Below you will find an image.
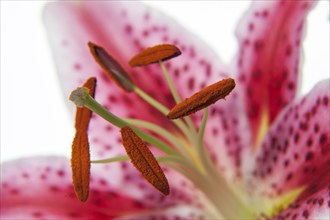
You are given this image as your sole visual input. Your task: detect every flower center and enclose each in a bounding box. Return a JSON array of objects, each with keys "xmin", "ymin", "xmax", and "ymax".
[{"xmin": 69, "ymin": 43, "xmax": 253, "ymax": 219}]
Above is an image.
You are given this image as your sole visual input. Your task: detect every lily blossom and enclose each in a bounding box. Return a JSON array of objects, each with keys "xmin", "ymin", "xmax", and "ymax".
[{"xmin": 1, "ymin": 1, "xmax": 329, "ymax": 219}]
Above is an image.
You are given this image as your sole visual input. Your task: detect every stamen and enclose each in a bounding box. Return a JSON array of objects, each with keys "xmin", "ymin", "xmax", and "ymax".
[
  {"xmin": 70, "ymin": 77, "xmax": 96, "ymax": 202},
  {"xmin": 129, "ymin": 44, "xmax": 181, "ymax": 67},
  {"xmin": 120, "ymin": 126, "xmax": 170, "ymax": 195},
  {"xmin": 87, "ymin": 42, "xmax": 192, "ymax": 139},
  {"xmin": 167, "ymin": 78, "xmax": 236, "ymax": 119},
  {"xmin": 88, "ymin": 42, "xmax": 134, "ymax": 92},
  {"xmin": 71, "ymin": 130, "xmax": 90, "ymax": 202}
]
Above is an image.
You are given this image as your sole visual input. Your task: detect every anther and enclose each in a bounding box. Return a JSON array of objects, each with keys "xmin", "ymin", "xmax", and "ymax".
[
  {"xmin": 129, "ymin": 44, "xmax": 181, "ymax": 67},
  {"xmin": 71, "ymin": 77, "xmax": 96, "ymax": 202},
  {"xmin": 71, "ymin": 130, "xmax": 90, "ymax": 202},
  {"xmin": 120, "ymin": 126, "xmax": 170, "ymax": 195},
  {"xmin": 88, "ymin": 42, "xmax": 134, "ymax": 92},
  {"xmin": 167, "ymin": 78, "xmax": 236, "ymax": 119}
]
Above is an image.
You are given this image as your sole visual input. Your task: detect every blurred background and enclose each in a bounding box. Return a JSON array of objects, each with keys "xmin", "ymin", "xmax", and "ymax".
[{"xmin": 1, "ymin": 1, "xmax": 329, "ymax": 162}]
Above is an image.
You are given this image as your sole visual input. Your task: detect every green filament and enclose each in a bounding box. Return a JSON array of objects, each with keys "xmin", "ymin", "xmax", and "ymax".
[
  {"xmin": 91, "ymin": 155, "xmax": 129, "ymax": 164},
  {"xmin": 159, "ymin": 60, "xmax": 197, "ymax": 135}
]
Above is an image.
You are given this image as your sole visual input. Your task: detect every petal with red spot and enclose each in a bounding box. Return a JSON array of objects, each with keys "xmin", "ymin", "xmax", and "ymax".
[
  {"xmin": 0, "ymin": 157, "xmax": 149, "ymax": 219},
  {"xmin": 250, "ymin": 80, "xmax": 329, "ymax": 202},
  {"xmin": 234, "ymin": 0, "xmax": 316, "ymax": 145},
  {"xmin": 272, "ymin": 184, "xmax": 330, "ymax": 220}
]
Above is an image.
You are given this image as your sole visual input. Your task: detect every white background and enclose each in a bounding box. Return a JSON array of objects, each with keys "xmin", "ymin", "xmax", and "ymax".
[{"xmin": 1, "ymin": 1, "xmax": 329, "ymax": 163}]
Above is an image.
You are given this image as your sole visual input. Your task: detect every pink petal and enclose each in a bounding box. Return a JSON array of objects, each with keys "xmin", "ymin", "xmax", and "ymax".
[
  {"xmin": 0, "ymin": 157, "xmax": 147, "ymax": 219},
  {"xmin": 1, "ymin": 157, "xmax": 208, "ymax": 219},
  {"xmin": 202, "ymin": 89, "xmax": 252, "ymax": 179},
  {"xmin": 272, "ymin": 184, "xmax": 329, "ymax": 220},
  {"xmin": 234, "ymin": 0, "xmax": 316, "ymax": 145},
  {"xmin": 250, "ymin": 80, "xmax": 329, "ymax": 200}
]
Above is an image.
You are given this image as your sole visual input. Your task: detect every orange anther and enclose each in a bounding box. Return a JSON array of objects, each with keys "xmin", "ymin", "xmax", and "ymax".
[
  {"xmin": 71, "ymin": 130, "xmax": 90, "ymax": 202},
  {"xmin": 88, "ymin": 42, "xmax": 133, "ymax": 92},
  {"xmin": 167, "ymin": 78, "xmax": 236, "ymax": 119},
  {"xmin": 129, "ymin": 44, "xmax": 181, "ymax": 67},
  {"xmin": 120, "ymin": 126, "xmax": 170, "ymax": 195}
]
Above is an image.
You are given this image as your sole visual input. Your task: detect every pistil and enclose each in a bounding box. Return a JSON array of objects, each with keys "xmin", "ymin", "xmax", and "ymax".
[{"xmin": 70, "ymin": 77, "xmax": 96, "ymax": 202}]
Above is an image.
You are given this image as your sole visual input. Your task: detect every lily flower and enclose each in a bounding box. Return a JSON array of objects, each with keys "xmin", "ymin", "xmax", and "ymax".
[{"xmin": 1, "ymin": 1, "xmax": 329, "ymax": 219}]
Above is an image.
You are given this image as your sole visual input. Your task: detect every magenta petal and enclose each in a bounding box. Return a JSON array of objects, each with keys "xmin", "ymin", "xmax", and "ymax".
[
  {"xmin": 272, "ymin": 184, "xmax": 329, "ymax": 220},
  {"xmin": 251, "ymin": 80, "xmax": 329, "ymax": 198},
  {"xmin": 234, "ymin": 0, "xmax": 316, "ymax": 145},
  {"xmin": 202, "ymin": 88, "xmax": 252, "ymax": 179},
  {"xmin": 0, "ymin": 157, "xmax": 150, "ymax": 219}
]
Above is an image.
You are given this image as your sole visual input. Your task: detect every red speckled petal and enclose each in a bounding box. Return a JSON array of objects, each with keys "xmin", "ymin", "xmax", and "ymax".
[
  {"xmin": 272, "ymin": 184, "xmax": 330, "ymax": 220},
  {"xmin": 0, "ymin": 157, "xmax": 148, "ymax": 219},
  {"xmin": 201, "ymin": 87, "xmax": 252, "ymax": 180},
  {"xmin": 1, "ymin": 157, "xmax": 210, "ymax": 219},
  {"xmin": 249, "ymin": 80, "xmax": 330, "ymax": 203},
  {"xmin": 234, "ymin": 0, "xmax": 316, "ymax": 146}
]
